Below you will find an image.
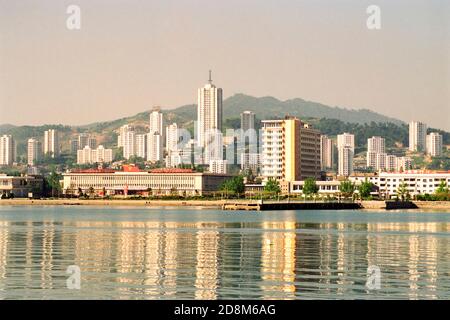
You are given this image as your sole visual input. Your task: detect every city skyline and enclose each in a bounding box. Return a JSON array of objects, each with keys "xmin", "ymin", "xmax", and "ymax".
[{"xmin": 0, "ymin": 0, "xmax": 449, "ymax": 130}]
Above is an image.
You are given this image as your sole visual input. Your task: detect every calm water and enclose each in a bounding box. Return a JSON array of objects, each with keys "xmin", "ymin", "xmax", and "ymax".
[{"xmin": 0, "ymin": 206, "xmax": 449, "ymax": 300}]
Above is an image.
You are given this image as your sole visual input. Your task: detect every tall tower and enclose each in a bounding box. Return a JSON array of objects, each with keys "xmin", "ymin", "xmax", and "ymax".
[
  {"xmin": 409, "ymin": 121, "xmax": 427, "ymax": 152},
  {"xmin": 197, "ymin": 71, "xmax": 223, "ymax": 148},
  {"xmin": 0, "ymin": 135, "xmax": 16, "ymax": 166},
  {"xmin": 44, "ymin": 129, "xmax": 59, "ymax": 158},
  {"xmin": 240, "ymin": 111, "xmax": 255, "ymax": 132},
  {"xmin": 27, "ymin": 138, "xmax": 42, "ymax": 166}
]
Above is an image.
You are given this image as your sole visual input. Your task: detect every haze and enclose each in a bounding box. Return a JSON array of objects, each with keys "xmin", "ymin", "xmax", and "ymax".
[{"xmin": 0, "ymin": 0, "xmax": 449, "ymax": 130}]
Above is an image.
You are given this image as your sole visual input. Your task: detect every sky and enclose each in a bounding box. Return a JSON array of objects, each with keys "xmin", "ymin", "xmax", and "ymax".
[{"xmin": 0, "ymin": 0, "xmax": 449, "ymax": 130}]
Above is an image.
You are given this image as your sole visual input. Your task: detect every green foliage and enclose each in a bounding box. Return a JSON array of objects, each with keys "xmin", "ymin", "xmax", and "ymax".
[
  {"xmin": 359, "ymin": 179, "xmax": 374, "ymax": 199},
  {"xmin": 339, "ymin": 180, "xmax": 355, "ymax": 197},
  {"xmin": 396, "ymin": 182, "xmax": 410, "ymax": 201},
  {"xmin": 220, "ymin": 176, "xmax": 245, "ymax": 196},
  {"xmin": 435, "ymin": 181, "xmax": 449, "ymax": 194},
  {"xmin": 303, "ymin": 178, "xmax": 319, "ymax": 195},
  {"xmin": 264, "ymin": 178, "xmax": 281, "ymax": 194},
  {"xmin": 44, "ymin": 167, "xmax": 62, "ymax": 197}
]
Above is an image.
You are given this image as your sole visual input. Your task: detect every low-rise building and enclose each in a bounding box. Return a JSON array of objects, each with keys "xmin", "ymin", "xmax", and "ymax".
[
  {"xmin": 62, "ymin": 168, "xmax": 232, "ymax": 196},
  {"xmin": 0, "ymin": 174, "xmax": 44, "ymax": 198}
]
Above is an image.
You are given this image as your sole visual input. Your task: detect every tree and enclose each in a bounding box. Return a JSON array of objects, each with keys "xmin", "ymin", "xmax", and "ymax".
[
  {"xmin": 46, "ymin": 168, "xmax": 62, "ymax": 197},
  {"xmin": 435, "ymin": 181, "xmax": 449, "ymax": 194},
  {"xmin": 303, "ymin": 178, "xmax": 319, "ymax": 195},
  {"xmin": 339, "ymin": 180, "xmax": 355, "ymax": 198},
  {"xmin": 397, "ymin": 182, "xmax": 409, "ymax": 201},
  {"xmin": 264, "ymin": 178, "xmax": 281, "ymax": 194},
  {"xmin": 220, "ymin": 176, "xmax": 245, "ymax": 197},
  {"xmin": 359, "ymin": 179, "xmax": 374, "ymax": 199}
]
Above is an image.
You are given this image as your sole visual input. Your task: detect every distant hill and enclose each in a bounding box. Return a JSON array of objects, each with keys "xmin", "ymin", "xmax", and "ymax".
[{"xmin": 1, "ymin": 93, "xmax": 448, "ymax": 160}]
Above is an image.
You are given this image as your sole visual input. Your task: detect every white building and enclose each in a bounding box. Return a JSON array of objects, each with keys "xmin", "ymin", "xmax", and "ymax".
[
  {"xmin": 397, "ymin": 156, "xmax": 412, "ymax": 172},
  {"xmin": 165, "ymin": 150, "xmax": 182, "ymax": 168},
  {"xmin": 0, "ymin": 135, "xmax": 16, "ymax": 166},
  {"xmin": 337, "ymin": 133, "xmax": 355, "ymax": 152},
  {"xmin": 338, "ymin": 145, "xmax": 353, "ymax": 177},
  {"xmin": 426, "ymin": 132, "xmax": 443, "ymax": 157},
  {"xmin": 409, "ymin": 121, "xmax": 427, "ymax": 152},
  {"xmin": 367, "ymin": 136, "xmax": 385, "ymax": 153},
  {"xmin": 197, "ymin": 71, "xmax": 223, "ymax": 148},
  {"xmin": 123, "ymin": 129, "xmax": 136, "ymax": 160},
  {"xmin": 375, "ymin": 153, "xmax": 387, "ymax": 171},
  {"xmin": 350, "ymin": 171, "xmax": 450, "ymax": 198},
  {"xmin": 386, "ymin": 155, "xmax": 397, "ymax": 172},
  {"xmin": 135, "ymin": 134, "xmax": 147, "ymax": 159},
  {"xmin": 77, "ymin": 145, "xmax": 113, "ymax": 164},
  {"xmin": 147, "ymin": 132, "xmax": 163, "ymax": 162},
  {"xmin": 320, "ymin": 135, "xmax": 334, "ymax": 170},
  {"xmin": 27, "ymin": 138, "xmax": 41, "ymax": 166},
  {"xmin": 209, "ymin": 159, "xmax": 228, "ymax": 174},
  {"xmin": 44, "ymin": 129, "xmax": 59, "ymax": 158},
  {"xmin": 117, "ymin": 125, "xmax": 132, "ymax": 148},
  {"xmin": 149, "ymin": 108, "xmax": 164, "ymax": 135},
  {"xmin": 166, "ymin": 123, "xmax": 179, "ymax": 153}
]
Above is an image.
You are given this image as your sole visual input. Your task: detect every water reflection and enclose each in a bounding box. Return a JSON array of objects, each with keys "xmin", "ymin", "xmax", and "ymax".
[{"xmin": 0, "ymin": 210, "xmax": 449, "ymax": 299}]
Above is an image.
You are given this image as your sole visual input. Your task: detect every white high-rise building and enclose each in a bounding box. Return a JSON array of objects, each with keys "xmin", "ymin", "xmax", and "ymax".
[
  {"xmin": 122, "ymin": 129, "xmax": 136, "ymax": 160},
  {"xmin": 147, "ymin": 133, "xmax": 163, "ymax": 162},
  {"xmin": 409, "ymin": 121, "xmax": 427, "ymax": 152},
  {"xmin": 77, "ymin": 145, "xmax": 112, "ymax": 164},
  {"xmin": 240, "ymin": 153, "xmax": 261, "ymax": 174},
  {"xmin": 320, "ymin": 135, "xmax": 334, "ymax": 170},
  {"xmin": 240, "ymin": 111, "xmax": 255, "ymax": 132},
  {"xmin": 337, "ymin": 133, "xmax": 355, "ymax": 152},
  {"xmin": 386, "ymin": 155, "xmax": 398, "ymax": 172},
  {"xmin": 0, "ymin": 135, "xmax": 16, "ymax": 166},
  {"xmin": 166, "ymin": 123, "xmax": 179, "ymax": 153},
  {"xmin": 338, "ymin": 145, "xmax": 353, "ymax": 177},
  {"xmin": 197, "ymin": 71, "xmax": 223, "ymax": 148},
  {"xmin": 375, "ymin": 153, "xmax": 387, "ymax": 171},
  {"xmin": 117, "ymin": 125, "xmax": 133, "ymax": 148},
  {"xmin": 367, "ymin": 136, "xmax": 385, "ymax": 153},
  {"xmin": 209, "ymin": 159, "xmax": 228, "ymax": 174},
  {"xmin": 426, "ymin": 132, "xmax": 443, "ymax": 157},
  {"xmin": 149, "ymin": 108, "xmax": 164, "ymax": 135},
  {"xmin": 27, "ymin": 138, "xmax": 41, "ymax": 166},
  {"xmin": 44, "ymin": 129, "xmax": 59, "ymax": 158},
  {"xmin": 135, "ymin": 134, "xmax": 147, "ymax": 159}
]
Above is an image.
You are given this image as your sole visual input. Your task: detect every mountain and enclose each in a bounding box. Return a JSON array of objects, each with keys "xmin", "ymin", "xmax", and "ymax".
[{"xmin": 1, "ymin": 94, "xmax": 447, "ymax": 160}]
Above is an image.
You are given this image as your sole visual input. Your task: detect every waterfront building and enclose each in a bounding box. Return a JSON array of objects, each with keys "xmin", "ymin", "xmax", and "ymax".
[
  {"xmin": 289, "ymin": 180, "xmax": 363, "ymax": 196},
  {"xmin": 0, "ymin": 174, "xmax": 43, "ymax": 197},
  {"xmin": 27, "ymin": 138, "xmax": 42, "ymax": 166},
  {"xmin": 320, "ymin": 135, "xmax": 334, "ymax": 170},
  {"xmin": 44, "ymin": 129, "xmax": 59, "ymax": 158},
  {"xmin": 409, "ymin": 121, "xmax": 427, "ymax": 152},
  {"xmin": 62, "ymin": 168, "xmax": 231, "ymax": 196},
  {"xmin": 262, "ymin": 117, "xmax": 321, "ymax": 182},
  {"xmin": 77, "ymin": 145, "xmax": 113, "ymax": 164},
  {"xmin": 350, "ymin": 171, "xmax": 450, "ymax": 198},
  {"xmin": 240, "ymin": 111, "xmax": 255, "ymax": 133},
  {"xmin": 426, "ymin": 132, "xmax": 443, "ymax": 157},
  {"xmin": 0, "ymin": 135, "xmax": 16, "ymax": 166},
  {"xmin": 338, "ymin": 145, "xmax": 353, "ymax": 177},
  {"xmin": 197, "ymin": 71, "xmax": 223, "ymax": 148},
  {"xmin": 135, "ymin": 134, "xmax": 147, "ymax": 159},
  {"xmin": 166, "ymin": 123, "xmax": 179, "ymax": 153}
]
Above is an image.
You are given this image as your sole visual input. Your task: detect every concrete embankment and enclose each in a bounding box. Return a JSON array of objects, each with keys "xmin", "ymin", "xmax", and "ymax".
[{"xmin": 361, "ymin": 200, "xmax": 450, "ymax": 210}]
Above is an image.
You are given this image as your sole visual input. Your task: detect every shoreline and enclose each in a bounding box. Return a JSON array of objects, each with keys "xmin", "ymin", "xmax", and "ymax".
[{"xmin": 0, "ymin": 199, "xmax": 450, "ymax": 210}]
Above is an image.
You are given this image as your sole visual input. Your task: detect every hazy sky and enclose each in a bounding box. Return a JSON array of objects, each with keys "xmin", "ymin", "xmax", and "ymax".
[{"xmin": 0, "ymin": 0, "xmax": 449, "ymax": 130}]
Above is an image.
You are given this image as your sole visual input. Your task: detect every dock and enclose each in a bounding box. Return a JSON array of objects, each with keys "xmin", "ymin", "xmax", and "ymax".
[{"xmin": 222, "ymin": 201, "xmax": 361, "ymax": 211}]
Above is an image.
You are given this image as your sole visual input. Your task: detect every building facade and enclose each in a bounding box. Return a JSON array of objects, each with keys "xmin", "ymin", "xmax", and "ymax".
[
  {"xmin": 0, "ymin": 174, "xmax": 44, "ymax": 198},
  {"xmin": 77, "ymin": 145, "xmax": 113, "ymax": 164},
  {"xmin": 338, "ymin": 145, "xmax": 353, "ymax": 177},
  {"xmin": 197, "ymin": 72, "xmax": 223, "ymax": 148},
  {"xmin": 240, "ymin": 111, "xmax": 256, "ymax": 133},
  {"xmin": 409, "ymin": 121, "xmax": 427, "ymax": 152},
  {"xmin": 44, "ymin": 129, "xmax": 59, "ymax": 158},
  {"xmin": 262, "ymin": 117, "xmax": 321, "ymax": 182},
  {"xmin": 0, "ymin": 135, "xmax": 16, "ymax": 166},
  {"xmin": 27, "ymin": 138, "xmax": 42, "ymax": 166},
  {"xmin": 426, "ymin": 132, "xmax": 443, "ymax": 157},
  {"xmin": 62, "ymin": 169, "xmax": 231, "ymax": 196},
  {"xmin": 320, "ymin": 135, "xmax": 334, "ymax": 170}
]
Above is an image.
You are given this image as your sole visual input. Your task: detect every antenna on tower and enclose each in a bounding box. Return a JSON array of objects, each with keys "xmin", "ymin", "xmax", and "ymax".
[{"xmin": 208, "ymin": 70, "xmax": 212, "ymax": 84}]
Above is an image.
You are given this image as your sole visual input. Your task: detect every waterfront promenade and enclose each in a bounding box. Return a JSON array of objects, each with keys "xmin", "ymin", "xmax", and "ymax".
[{"xmin": 1, "ymin": 199, "xmax": 450, "ymax": 210}]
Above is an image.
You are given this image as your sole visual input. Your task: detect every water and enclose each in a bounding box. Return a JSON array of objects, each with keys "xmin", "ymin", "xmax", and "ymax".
[{"xmin": 0, "ymin": 206, "xmax": 449, "ymax": 300}]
